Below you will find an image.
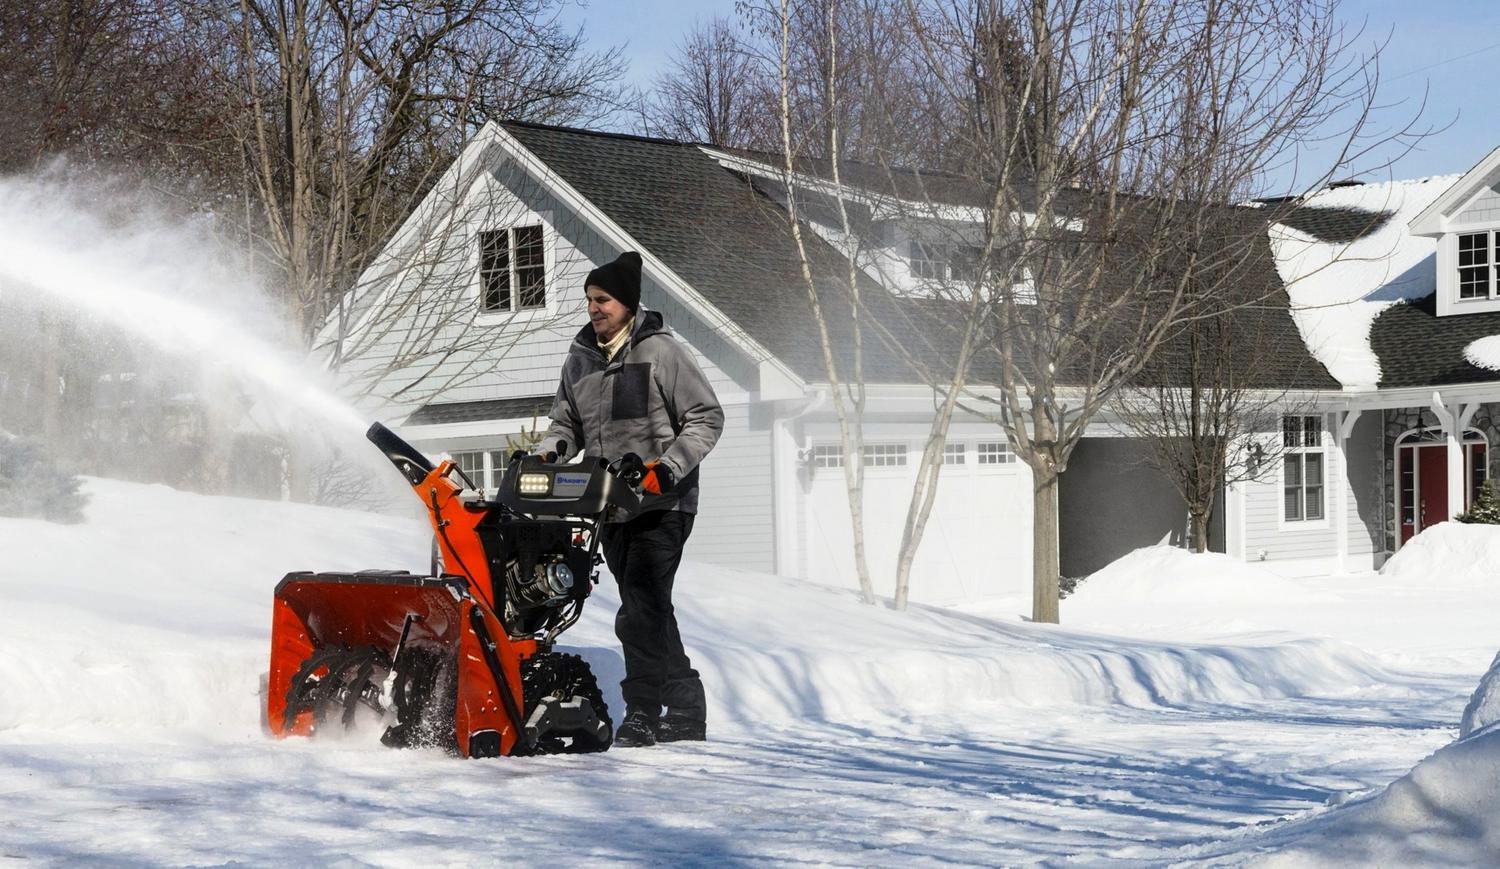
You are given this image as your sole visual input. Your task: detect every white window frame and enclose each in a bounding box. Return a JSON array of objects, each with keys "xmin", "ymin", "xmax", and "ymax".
[
  {"xmin": 477, "ymin": 223, "xmax": 549, "ymax": 315},
  {"xmin": 1280, "ymin": 415, "xmax": 1328, "ymax": 527},
  {"xmin": 1455, "ymin": 229, "xmax": 1500, "ymax": 301},
  {"xmin": 942, "ymin": 441, "xmax": 966, "ymax": 466},
  {"xmin": 861, "ymin": 442, "xmax": 908, "ymax": 473},
  {"xmin": 908, "ymin": 239, "xmax": 984, "ymax": 283},
  {"xmin": 976, "ymin": 440, "xmax": 1016, "ymax": 470},
  {"xmin": 811, "ymin": 443, "xmax": 844, "ymax": 469},
  {"xmin": 1437, "ymin": 226, "xmax": 1500, "ymax": 316}
]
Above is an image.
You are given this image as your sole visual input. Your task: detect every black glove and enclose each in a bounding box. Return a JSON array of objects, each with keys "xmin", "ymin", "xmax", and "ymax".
[
  {"xmin": 643, "ymin": 461, "xmax": 676, "ymax": 495},
  {"xmin": 616, "ymin": 452, "xmax": 647, "ymax": 486}
]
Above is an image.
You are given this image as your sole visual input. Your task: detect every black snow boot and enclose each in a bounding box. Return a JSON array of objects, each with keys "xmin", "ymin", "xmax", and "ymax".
[
  {"xmin": 614, "ymin": 710, "xmax": 658, "ymax": 748},
  {"xmin": 656, "ymin": 713, "xmax": 706, "ymax": 743}
]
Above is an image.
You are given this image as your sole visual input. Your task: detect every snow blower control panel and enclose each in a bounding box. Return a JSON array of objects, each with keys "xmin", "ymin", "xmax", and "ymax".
[{"xmin": 499, "ymin": 454, "xmax": 640, "ymax": 517}]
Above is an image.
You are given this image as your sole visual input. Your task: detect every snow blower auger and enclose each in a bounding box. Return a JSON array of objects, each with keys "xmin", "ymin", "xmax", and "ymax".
[{"xmin": 266, "ymin": 422, "xmax": 642, "ymax": 758}]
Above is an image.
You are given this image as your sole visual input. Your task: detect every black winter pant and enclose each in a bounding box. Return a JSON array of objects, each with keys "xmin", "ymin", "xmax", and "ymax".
[{"xmin": 601, "ymin": 509, "xmax": 705, "ymax": 722}]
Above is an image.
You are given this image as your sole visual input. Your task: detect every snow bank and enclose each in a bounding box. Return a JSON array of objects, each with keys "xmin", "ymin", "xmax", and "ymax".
[
  {"xmin": 0, "ymin": 480, "xmax": 1408, "ymax": 743},
  {"xmin": 1219, "ymin": 719, "xmax": 1500, "ymax": 866},
  {"xmin": 1379, "ymin": 521, "xmax": 1500, "ymax": 584},
  {"xmin": 1462, "ymin": 651, "xmax": 1500, "ymax": 738},
  {"xmin": 1061, "ymin": 545, "xmax": 1341, "ymax": 638},
  {"xmin": 1067, "ymin": 546, "xmax": 1334, "ymax": 608},
  {"xmin": 0, "ymin": 478, "xmax": 431, "ymax": 739},
  {"xmin": 1270, "ymin": 176, "xmax": 1457, "ymax": 388},
  {"xmin": 1195, "ymin": 648, "xmax": 1500, "ymax": 864}
]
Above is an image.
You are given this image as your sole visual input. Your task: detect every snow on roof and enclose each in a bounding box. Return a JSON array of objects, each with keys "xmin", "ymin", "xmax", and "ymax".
[
  {"xmin": 1464, "ymin": 335, "xmax": 1500, "ymax": 371},
  {"xmin": 1270, "ymin": 176, "xmax": 1460, "ymax": 388}
]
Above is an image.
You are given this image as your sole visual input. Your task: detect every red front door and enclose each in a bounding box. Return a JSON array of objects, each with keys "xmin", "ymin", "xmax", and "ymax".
[
  {"xmin": 1416, "ymin": 445, "xmax": 1449, "ymax": 539},
  {"xmin": 1399, "ymin": 441, "xmax": 1488, "ymax": 545}
]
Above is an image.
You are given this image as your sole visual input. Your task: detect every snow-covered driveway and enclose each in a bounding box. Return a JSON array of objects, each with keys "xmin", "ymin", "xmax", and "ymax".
[
  {"xmin": 0, "ymin": 694, "xmax": 1464, "ymax": 865},
  {"xmin": 0, "ymin": 480, "xmax": 1491, "ymax": 865}
]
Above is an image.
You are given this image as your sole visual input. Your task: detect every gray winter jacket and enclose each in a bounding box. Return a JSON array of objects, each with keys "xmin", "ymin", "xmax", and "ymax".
[{"xmin": 538, "ymin": 308, "xmax": 724, "ymax": 517}]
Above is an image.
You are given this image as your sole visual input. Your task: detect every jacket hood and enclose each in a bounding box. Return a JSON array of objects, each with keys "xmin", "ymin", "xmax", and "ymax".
[{"xmin": 572, "ymin": 307, "xmax": 666, "ymax": 352}]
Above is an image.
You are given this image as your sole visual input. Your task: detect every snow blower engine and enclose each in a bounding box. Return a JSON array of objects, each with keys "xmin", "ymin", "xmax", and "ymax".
[{"xmin": 266, "ymin": 422, "xmax": 643, "ymax": 758}]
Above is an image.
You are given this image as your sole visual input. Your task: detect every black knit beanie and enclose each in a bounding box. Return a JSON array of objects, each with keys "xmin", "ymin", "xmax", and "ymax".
[{"xmin": 584, "ymin": 251, "xmax": 643, "ymax": 311}]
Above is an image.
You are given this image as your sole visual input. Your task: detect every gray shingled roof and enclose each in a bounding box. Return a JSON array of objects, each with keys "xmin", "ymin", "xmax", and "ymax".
[
  {"xmin": 1276, "ymin": 205, "xmax": 1392, "ymax": 244},
  {"xmin": 502, "ymin": 121, "xmax": 950, "ymax": 384},
  {"xmin": 1370, "ymin": 294, "xmax": 1500, "ymax": 387},
  {"xmin": 499, "ymin": 120, "xmax": 1335, "ymax": 391},
  {"xmin": 406, "ymin": 395, "xmax": 553, "ymax": 426}
]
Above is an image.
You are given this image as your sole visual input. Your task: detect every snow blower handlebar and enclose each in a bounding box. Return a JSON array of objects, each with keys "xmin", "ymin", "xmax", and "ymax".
[{"xmin": 367, "ymin": 422, "xmax": 435, "ymax": 486}]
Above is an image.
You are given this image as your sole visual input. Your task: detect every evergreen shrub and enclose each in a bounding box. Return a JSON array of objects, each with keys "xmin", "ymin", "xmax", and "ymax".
[
  {"xmin": 0, "ymin": 436, "xmax": 89, "ymax": 523},
  {"xmin": 1456, "ymin": 479, "xmax": 1500, "ymax": 525}
]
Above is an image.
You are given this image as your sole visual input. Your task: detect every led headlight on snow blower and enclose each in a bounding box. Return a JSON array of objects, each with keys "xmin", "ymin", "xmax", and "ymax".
[{"xmin": 517, "ymin": 472, "xmax": 552, "ymax": 496}]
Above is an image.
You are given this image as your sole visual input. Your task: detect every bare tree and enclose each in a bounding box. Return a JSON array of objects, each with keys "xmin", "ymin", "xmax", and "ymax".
[
  {"xmin": 640, "ymin": 16, "xmax": 768, "ymax": 147},
  {"xmin": 0, "ymin": 0, "xmax": 234, "ymax": 449},
  {"xmin": 1111, "ymin": 211, "xmax": 1317, "ymax": 552},
  {"xmin": 894, "ymin": 0, "xmax": 1414, "ymax": 623},
  {"xmin": 754, "ymin": 0, "xmax": 997, "ymax": 609},
  {"xmin": 188, "ymin": 0, "xmax": 625, "ymax": 351},
  {"xmin": 773, "ymin": 0, "xmax": 878, "ymax": 604}
]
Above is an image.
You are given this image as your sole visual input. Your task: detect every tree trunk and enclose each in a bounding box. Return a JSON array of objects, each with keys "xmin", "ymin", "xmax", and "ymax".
[
  {"xmin": 1190, "ymin": 510, "xmax": 1209, "ymax": 553},
  {"xmin": 39, "ymin": 311, "xmax": 61, "ymax": 446},
  {"xmin": 1032, "ymin": 470, "xmax": 1060, "ymax": 624}
]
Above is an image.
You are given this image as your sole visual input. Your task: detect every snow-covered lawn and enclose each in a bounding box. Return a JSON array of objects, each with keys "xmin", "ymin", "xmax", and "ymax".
[{"xmin": 0, "ymin": 479, "xmax": 1495, "ymax": 865}]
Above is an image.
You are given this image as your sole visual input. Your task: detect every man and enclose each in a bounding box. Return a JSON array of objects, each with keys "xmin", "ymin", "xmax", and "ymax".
[{"xmin": 536, "ymin": 250, "xmax": 724, "ymax": 747}]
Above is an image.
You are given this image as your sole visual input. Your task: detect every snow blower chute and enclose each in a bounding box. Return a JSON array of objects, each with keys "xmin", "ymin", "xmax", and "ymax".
[{"xmin": 266, "ymin": 422, "xmax": 641, "ymax": 757}]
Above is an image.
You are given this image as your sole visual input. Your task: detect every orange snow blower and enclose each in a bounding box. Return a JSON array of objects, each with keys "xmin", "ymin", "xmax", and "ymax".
[{"xmin": 267, "ymin": 422, "xmax": 640, "ymax": 757}]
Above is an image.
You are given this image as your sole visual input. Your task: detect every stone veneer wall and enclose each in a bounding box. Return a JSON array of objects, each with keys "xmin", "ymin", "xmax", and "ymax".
[{"xmin": 1382, "ymin": 404, "xmax": 1500, "ymax": 553}]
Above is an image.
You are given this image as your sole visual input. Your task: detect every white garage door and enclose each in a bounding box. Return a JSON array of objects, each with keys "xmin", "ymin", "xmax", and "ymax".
[{"xmin": 802, "ymin": 437, "xmax": 1034, "ymax": 605}]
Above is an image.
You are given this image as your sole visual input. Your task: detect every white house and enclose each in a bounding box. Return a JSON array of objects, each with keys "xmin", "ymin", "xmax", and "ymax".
[
  {"xmin": 333, "ymin": 120, "xmax": 1500, "ymax": 602},
  {"xmin": 1230, "ymin": 148, "xmax": 1500, "ymax": 576}
]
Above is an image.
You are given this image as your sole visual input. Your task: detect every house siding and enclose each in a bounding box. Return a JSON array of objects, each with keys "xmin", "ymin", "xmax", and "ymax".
[
  {"xmin": 343, "ymin": 157, "xmax": 758, "ymax": 418},
  {"xmin": 1456, "ymin": 181, "xmax": 1500, "ymax": 225},
  {"xmin": 349, "ymin": 153, "xmax": 774, "ymax": 573},
  {"xmin": 1241, "ymin": 411, "xmax": 1380, "ymax": 567},
  {"xmin": 686, "ymin": 400, "xmax": 776, "ymax": 572}
]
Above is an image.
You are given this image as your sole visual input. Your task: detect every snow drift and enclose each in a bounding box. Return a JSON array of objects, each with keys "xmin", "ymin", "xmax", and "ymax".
[
  {"xmin": 1380, "ymin": 521, "xmax": 1500, "ymax": 584},
  {"xmin": 1217, "ymin": 654, "xmax": 1500, "ymax": 866},
  {"xmin": 1462, "ymin": 652, "xmax": 1500, "ymax": 738},
  {"xmin": 0, "ymin": 478, "xmax": 1488, "ymax": 864},
  {"xmin": 0, "ymin": 479, "xmax": 1412, "ymax": 744}
]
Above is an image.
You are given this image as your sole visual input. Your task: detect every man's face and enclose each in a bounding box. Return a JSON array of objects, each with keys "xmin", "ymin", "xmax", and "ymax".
[{"xmin": 587, "ymin": 286, "xmax": 631, "ymax": 341}]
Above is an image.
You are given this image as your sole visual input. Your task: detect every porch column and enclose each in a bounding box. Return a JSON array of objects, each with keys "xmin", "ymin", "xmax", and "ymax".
[
  {"xmin": 1334, "ymin": 409, "xmax": 1361, "ymax": 574},
  {"xmin": 1430, "ymin": 392, "xmax": 1480, "ymax": 522}
]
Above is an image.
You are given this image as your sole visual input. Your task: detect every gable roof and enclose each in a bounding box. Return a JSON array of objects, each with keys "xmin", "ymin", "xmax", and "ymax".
[
  {"xmin": 500, "ymin": 120, "xmax": 970, "ymax": 385},
  {"xmin": 499, "ymin": 120, "xmax": 1336, "ymax": 393},
  {"xmin": 1409, "ymin": 145, "xmax": 1500, "ymax": 236}
]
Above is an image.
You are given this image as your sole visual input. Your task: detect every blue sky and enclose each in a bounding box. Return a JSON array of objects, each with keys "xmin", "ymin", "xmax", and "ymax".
[{"xmin": 559, "ymin": 0, "xmax": 1500, "ymax": 190}]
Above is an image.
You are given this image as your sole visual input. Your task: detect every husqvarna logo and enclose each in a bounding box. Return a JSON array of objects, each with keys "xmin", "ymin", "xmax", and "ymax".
[{"xmin": 552, "ymin": 473, "xmax": 589, "ymax": 498}]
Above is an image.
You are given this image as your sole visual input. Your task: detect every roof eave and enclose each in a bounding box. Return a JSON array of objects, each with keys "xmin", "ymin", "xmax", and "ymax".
[{"xmin": 1407, "ymin": 145, "xmax": 1500, "ymax": 236}]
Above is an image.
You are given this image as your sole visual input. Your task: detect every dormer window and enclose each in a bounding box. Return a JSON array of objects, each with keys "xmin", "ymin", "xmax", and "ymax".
[
  {"xmin": 1457, "ymin": 231, "xmax": 1499, "ymax": 300},
  {"xmin": 479, "ymin": 225, "xmax": 546, "ymax": 313},
  {"xmin": 910, "ymin": 240, "xmax": 983, "ymax": 282}
]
